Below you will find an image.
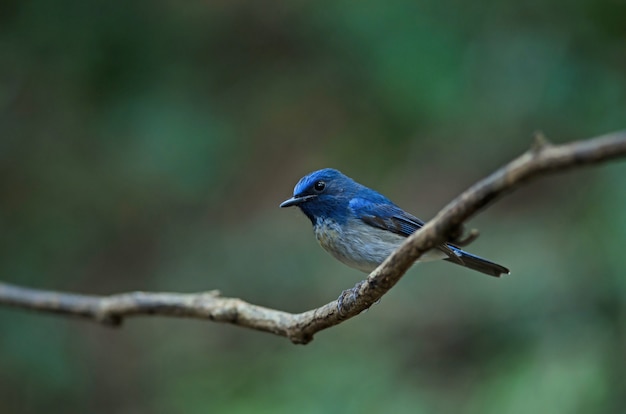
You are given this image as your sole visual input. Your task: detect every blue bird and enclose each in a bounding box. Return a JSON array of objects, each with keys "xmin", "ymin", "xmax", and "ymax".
[{"xmin": 280, "ymin": 168, "xmax": 509, "ymax": 277}]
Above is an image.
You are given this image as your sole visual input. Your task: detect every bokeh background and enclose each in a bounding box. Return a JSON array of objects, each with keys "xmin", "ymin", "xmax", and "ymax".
[{"xmin": 1, "ymin": 1, "xmax": 625, "ymax": 413}]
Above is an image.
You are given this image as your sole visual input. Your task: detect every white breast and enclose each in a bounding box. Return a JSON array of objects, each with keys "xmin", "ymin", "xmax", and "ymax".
[{"xmin": 313, "ymin": 217, "xmax": 445, "ymax": 273}]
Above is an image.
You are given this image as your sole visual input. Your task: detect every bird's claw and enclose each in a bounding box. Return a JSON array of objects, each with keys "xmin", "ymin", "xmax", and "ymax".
[
  {"xmin": 336, "ymin": 288, "xmax": 356, "ymax": 316},
  {"xmin": 336, "ymin": 281, "xmax": 365, "ymax": 316}
]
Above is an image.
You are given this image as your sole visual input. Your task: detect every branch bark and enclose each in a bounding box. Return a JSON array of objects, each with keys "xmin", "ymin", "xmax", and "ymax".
[{"xmin": 1, "ymin": 130, "xmax": 626, "ymax": 344}]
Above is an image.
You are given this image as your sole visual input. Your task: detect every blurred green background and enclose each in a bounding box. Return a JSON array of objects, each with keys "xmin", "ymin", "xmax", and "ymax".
[{"xmin": 1, "ymin": 0, "xmax": 625, "ymax": 413}]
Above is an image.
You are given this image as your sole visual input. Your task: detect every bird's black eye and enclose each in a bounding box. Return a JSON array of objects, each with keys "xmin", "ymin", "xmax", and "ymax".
[{"xmin": 314, "ymin": 181, "xmax": 326, "ymax": 192}]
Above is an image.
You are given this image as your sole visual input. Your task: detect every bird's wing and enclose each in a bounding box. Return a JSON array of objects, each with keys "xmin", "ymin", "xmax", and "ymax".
[
  {"xmin": 350, "ymin": 198, "xmax": 424, "ymax": 236},
  {"xmin": 349, "ymin": 198, "xmax": 464, "ymax": 265}
]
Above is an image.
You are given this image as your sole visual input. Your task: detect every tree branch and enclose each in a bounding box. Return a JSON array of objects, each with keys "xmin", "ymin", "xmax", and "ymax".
[{"xmin": 1, "ymin": 130, "xmax": 625, "ymax": 344}]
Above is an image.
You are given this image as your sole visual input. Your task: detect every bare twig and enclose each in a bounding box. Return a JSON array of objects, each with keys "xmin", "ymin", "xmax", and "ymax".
[{"xmin": 1, "ymin": 130, "xmax": 625, "ymax": 344}]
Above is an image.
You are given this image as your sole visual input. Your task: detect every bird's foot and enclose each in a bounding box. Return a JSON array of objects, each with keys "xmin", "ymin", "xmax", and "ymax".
[{"xmin": 336, "ymin": 281, "xmax": 365, "ymax": 317}]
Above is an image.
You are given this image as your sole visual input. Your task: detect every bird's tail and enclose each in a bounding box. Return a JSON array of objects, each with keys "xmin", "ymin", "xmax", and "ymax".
[{"xmin": 444, "ymin": 247, "xmax": 509, "ymax": 277}]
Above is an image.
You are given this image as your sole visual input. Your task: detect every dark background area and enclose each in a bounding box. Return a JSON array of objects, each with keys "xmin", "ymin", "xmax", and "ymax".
[{"xmin": 1, "ymin": 1, "xmax": 625, "ymax": 413}]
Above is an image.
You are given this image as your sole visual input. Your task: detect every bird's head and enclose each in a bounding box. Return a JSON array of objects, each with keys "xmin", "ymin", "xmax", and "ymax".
[{"xmin": 280, "ymin": 168, "xmax": 357, "ymax": 224}]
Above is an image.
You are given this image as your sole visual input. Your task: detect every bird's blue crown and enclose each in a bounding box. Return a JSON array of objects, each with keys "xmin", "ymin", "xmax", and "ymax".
[{"xmin": 287, "ymin": 168, "xmax": 392, "ymax": 225}]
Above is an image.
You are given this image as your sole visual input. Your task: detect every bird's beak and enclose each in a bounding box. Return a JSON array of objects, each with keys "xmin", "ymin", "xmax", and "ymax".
[{"xmin": 279, "ymin": 194, "xmax": 317, "ymax": 208}]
